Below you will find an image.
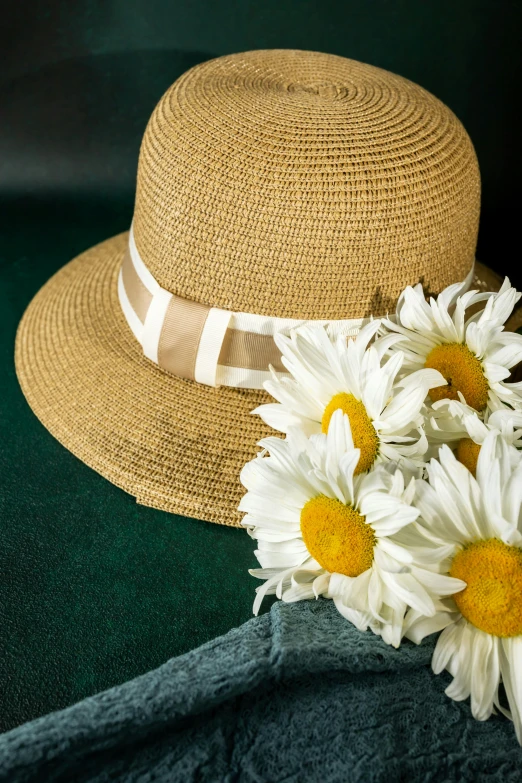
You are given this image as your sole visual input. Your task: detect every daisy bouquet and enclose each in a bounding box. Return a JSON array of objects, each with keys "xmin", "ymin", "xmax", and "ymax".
[{"xmin": 240, "ymin": 276, "xmax": 522, "ymax": 744}]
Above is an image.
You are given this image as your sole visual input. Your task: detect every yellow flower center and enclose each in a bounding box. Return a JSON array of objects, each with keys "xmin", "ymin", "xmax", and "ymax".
[
  {"xmin": 425, "ymin": 343, "xmax": 489, "ymax": 411},
  {"xmin": 450, "ymin": 538, "xmax": 522, "ymax": 637},
  {"xmin": 455, "ymin": 438, "xmax": 481, "ymax": 477},
  {"xmin": 321, "ymin": 393, "xmax": 379, "ymax": 474},
  {"xmin": 300, "ymin": 495, "xmax": 376, "ymax": 576}
]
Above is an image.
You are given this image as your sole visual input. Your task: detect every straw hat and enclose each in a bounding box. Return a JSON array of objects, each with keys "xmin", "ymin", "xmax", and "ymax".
[{"xmin": 15, "ymin": 49, "xmax": 519, "ymax": 527}]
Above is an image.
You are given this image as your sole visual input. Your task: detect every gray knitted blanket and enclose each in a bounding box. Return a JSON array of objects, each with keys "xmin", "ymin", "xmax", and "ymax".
[{"xmin": 0, "ymin": 600, "xmax": 521, "ymax": 782}]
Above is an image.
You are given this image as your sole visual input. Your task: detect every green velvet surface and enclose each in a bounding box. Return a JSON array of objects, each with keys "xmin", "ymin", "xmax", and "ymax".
[{"xmin": 0, "ymin": 199, "xmax": 271, "ymax": 733}]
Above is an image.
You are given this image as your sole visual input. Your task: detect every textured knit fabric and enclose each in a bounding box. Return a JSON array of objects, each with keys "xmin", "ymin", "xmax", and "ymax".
[{"xmin": 1, "ymin": 600, "xmax": 521, "ymax": 782}]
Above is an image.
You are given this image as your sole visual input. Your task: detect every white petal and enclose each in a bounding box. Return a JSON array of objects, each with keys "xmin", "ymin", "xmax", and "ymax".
[
  {"xmin": 253, "ymin": 403, "xmax": 319, "ymax": 436},
  {"xmin": 486, "ymin": 340, "xmax": 522, "ymax": 370},
  {"xmin": 500, "ymin": 636, "xmax": 522, "ymax": 744},
  {"xmin": 470, "ymin": 631, "xmax": 499, "ymax": 721},
  {"xmin": 483, "ymin": 362, "xmax": 512, "ymax": 383},
  {"xmin": 399, "ymin": 286, "xmax": 437, "ymax": 332},
  {"xmin": 252, "ymin": 566, "xmax": 296, "ymax": 615},
  {"xmin": 477, "ymin": 282, "xmax": 520, "ymax": 328},
  {"xmin": 379, "ymin": 568, "xmax": 435, "ymax": 616},
  {"xmin": 362, "ymin": 351, "xmax": 403, "ymax": 419},
  {"xmin": 410, "ymin": 565, "xmax": 466, "ymax": 597},
  {"xmin": 333, "ymin": 597, "xmax": 371, "ymax": 631},
  {"xmin": 367, "ymin": 566, "xmax": 386, "ymax": 622},
  {"xmin": 432, "ymin": 619, "xmax": 463, "ymax": 674},
  {"xmin": 313, "ymin": 572, "xmax": 331, "ymax": 597},
  {"xmin": 376, "ymin": 538, "xmax": 413, "ymax": 563},
  {"xmin": 255, "ymin": 549, "xmax": 309, "ymax": 569},
  {"xmin": 332, "ymin": 568, "xmax": 373, "ymax": 614},
  {"xmin": 444, "ymin": 621, "xmax": 474, "ymax": 702},
  {"xmin": 281, "ymin": 583, "xmax": 316, "ymax": 603},
  {"xmin": 404, "ymin": 610, "xmax": 457, "ymax": 644}
]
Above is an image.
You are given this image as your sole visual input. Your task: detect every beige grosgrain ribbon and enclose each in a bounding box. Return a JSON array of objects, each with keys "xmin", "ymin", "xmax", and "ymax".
[
  {"xmin": 120, "ymin": 247, "xmax": 286, "ymax": 381},
  {"xmin": 120, "ymin": 227, "xmax": 468, "ymax": 390}
]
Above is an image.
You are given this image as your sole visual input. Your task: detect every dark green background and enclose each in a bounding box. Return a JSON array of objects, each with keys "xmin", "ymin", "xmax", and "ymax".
[
  {"xmin": 0, "ymin": 1, "xmax": 520, "ymax": 731},
  {"xmin": 0, "ymin": 197, "xmax": 270, "ymax": 733}
]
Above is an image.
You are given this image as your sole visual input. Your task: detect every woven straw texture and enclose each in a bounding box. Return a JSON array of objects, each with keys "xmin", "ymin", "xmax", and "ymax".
[
  {"xmin": 134, "ymin": 49, "xmax": 481, "ymax": 317},
  {"xmin": 15, "ymin": 50, "xmax": 517, "ymax": 526}
]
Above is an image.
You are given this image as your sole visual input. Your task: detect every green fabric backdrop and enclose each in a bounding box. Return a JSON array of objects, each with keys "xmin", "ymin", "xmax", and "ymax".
[
  {"xmin": 1, "ymin": 0, "xmax": 521, "ymax": 733},
  {"xmin": 0, "ymin": 198, "xmax": 275, "ymax": 732}
]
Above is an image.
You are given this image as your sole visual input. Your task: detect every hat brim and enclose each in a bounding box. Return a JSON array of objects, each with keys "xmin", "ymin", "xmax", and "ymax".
[
  {"xmin": 15, "ymin": 232, "xmax": 522, "ymax": 527},
  {"xmin": 15, "ymin": 232, "xmax": 272, "ymax": 527}
]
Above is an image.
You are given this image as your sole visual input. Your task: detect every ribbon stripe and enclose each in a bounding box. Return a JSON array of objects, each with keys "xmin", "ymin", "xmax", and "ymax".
[
  {"xmin": 218, "ymin": 329, "xmax": 286, "ymax": 373},
  {"xmin": 159, "ymin": 296, "xmax": 211, "ymax": 382},
  {"xmin": 121, "ymin": 248, "xmax": 152, "ymax": 324},
  {"xmin": 195, "ymin": 309, "xmax": 233, "ymax": 387}
]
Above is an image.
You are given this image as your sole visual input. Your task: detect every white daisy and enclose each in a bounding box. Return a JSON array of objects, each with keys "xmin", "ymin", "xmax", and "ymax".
[
  {"xmin": 380, "ymin": 277, "xmax": 522, "ymax": 417},
  {"xmin": 253, "ymin": 321, "xmax": 446, "ymax": 476},
  {"xmin": 427, "ymin": 397, "xmax": 522, "ymax": 475},
  {"xmin": 239, "ymin": 409, "xmax": 463, "ymax": 647},
  {"xmin": 403, "ymin": 433, "xmax": 522, "ymax": 743}
]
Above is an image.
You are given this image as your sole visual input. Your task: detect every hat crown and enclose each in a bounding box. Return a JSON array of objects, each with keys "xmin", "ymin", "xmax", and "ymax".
[{"xmin": 133, "ymin": 49, "xmax": 480, "ymax": 320}]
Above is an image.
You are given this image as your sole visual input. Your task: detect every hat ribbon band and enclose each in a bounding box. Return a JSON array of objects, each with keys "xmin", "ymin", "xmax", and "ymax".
[
  {"xmin": 117, "ymin": 226, "xmax": 368, "ymax": 389},
  {"xmin": 117, "ymin": 226, "xmax": 474, "ymax": 390}
]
